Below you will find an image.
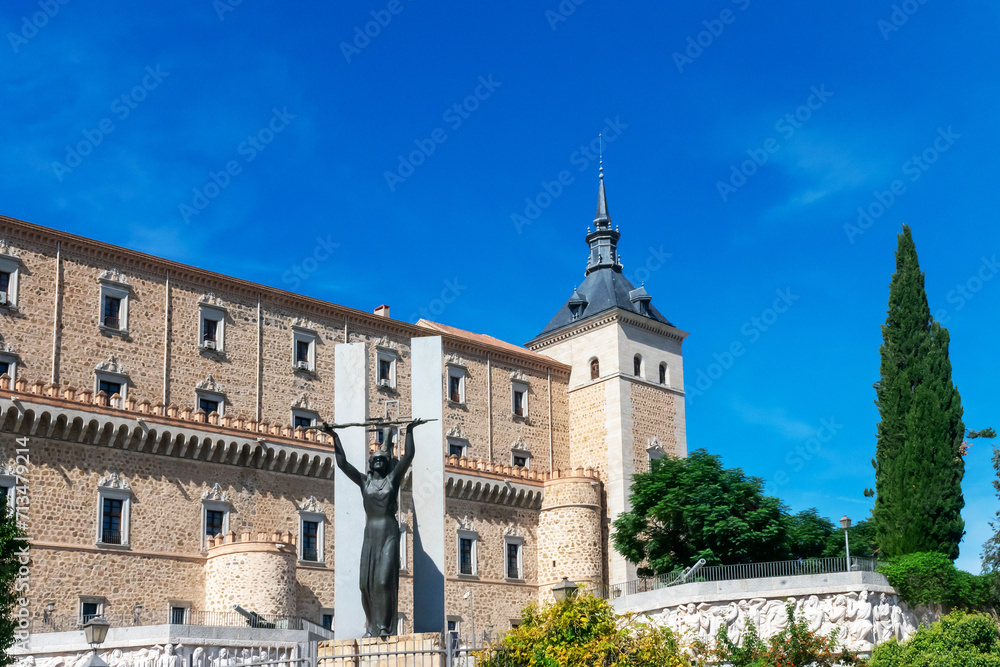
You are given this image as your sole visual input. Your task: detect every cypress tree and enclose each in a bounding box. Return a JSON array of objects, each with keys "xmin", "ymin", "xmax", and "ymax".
[{"xmin": 873, "ymin": 225, "xmax": 965, "ymax": 559}]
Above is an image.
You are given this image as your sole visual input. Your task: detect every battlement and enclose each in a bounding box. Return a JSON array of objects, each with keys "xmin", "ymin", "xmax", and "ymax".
[
  {"xmin": 206, "ymin": 530, "xmax": 296, "ymax": 550},
  {"xmin": 444, "ymin": 454, "xmax": 600, "ymax": 483},
  {"xmin": 1, "ymin": 373, "xmax": 334, "ymax": 445}
]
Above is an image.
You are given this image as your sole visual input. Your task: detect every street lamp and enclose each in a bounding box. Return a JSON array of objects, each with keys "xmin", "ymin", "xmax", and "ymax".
[
  {"xmin": 81, "ymin": 616, "xmax": 111, "ymax": 667},
  {"xmin": 552, "ymin": 577, "xmax": 578, "ymax": 602},
  {"xmin": 840, "ymin": 516, "xmax": 852, "ymax": 572}
]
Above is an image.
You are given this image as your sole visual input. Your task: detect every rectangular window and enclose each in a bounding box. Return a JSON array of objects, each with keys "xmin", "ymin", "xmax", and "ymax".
[
  {"xmin": 0, "ymin": 361, "xmax": 8, "ymax": 377},
  {"xmin": 103, "ymin": 296, "xmax": 122, "ymax": 330},
  {"xmin": 376, "ymin": 349, "xmax": 397, "ymax": 388},
  {"xmin": 449, "ymin": 443, "xmax": 465, "ymax": 458},
  {"xmin": 513, "ymin": 455, "xmax": 527, "ymax": 468},
  {"xmin": 0, "ymin": 271, "xmax": 9, "ymax": 298},
  {"xmin": 322, "ymin": 614, "xmax": 334, "ymax": 631},
  {"xmin": 449, "ymin": 375, "xmax": 462, "ymax": 403},
  {"xmin": 378, "ymin": 358, "xmax": 391, "ymax": 382},
  {"xmin": 293, "ymin": 414, "xmax": 314, "ymax": 430},
  {"xmin": 99, "ymin": 379, "xmax": 122, "ymax": 398},
  {"xmin": 199, "ymin": 397, "xmax": 220, "ymax": 414},
  {"xmin": 205, "ymin": 509, "xmax": 225, "ymax": 538},
  {"xmin": 171, "ymin": 607, "xmax": 187, "ymax": 625},
  {"xmin": 296, "ymin": 340, "xmax": 310, "ymax": 364},
  {"xmin": 203, "ymin": 318, "xmax": 218, "ymax": 343},
  {"xmin": 101, "ymin": 498, "xmax": 123, "ymax": 544},
  {"xmin": 459, "ymin": 538, "xmax": 474, "ymax": 575},
  {"xmin": 302, "ymin": 520, "xmax": 319, "ymax": 562},
  {"xmin": 81, "ymin": 602, "xmax": 99, "ymax": 623},
  {"xmin": 513, "ymin": 389, "xmax": 525, "ymax": 417},
  {"xmin": 506, "ymin": 541, "xmax": 522, "ymax": 579}
]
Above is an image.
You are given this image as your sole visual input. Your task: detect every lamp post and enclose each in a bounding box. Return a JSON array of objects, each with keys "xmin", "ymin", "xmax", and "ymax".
[
  {"xmin": 552, "ymin": 577, "xmax": 578, "ymax": 602},
  {"xmin": 840, "ymin": 515, "xmax": 852, "ymax": 572},
  {"xmin": 82, "ymin": 616, "xmax": 111, "ymax": 667}
]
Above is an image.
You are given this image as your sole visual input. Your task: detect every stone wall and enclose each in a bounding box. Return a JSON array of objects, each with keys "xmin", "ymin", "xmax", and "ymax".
[
  {"xmin": 204, "ymin": 533, "xmax": 298, "ymax": 615},
  {"xmin": 629, "ymin": 380, "xmax": 678, "ymax": 473},
  {"xmin": 537, "ymin": 471, "xmax": 604, "ymax": 596}
]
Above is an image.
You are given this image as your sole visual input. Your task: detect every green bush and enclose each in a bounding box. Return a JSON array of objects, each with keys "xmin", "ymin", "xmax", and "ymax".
[
  {"xmin": 476, "ymin": 593, "xmax": 704, "ymax": 667},
  {"xmin": 878, "ymin": 551, "xmax": 994, "ymax": 609},
  {"xmin": 713, "ymin": 603, "xmax": 865, "ymax": 667},
  {"xmin": 870, "ymin": 610, "xmax": 1000, "ymax": 667}
]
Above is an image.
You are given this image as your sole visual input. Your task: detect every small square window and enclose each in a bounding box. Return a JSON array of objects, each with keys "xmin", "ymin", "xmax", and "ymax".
[
  {"xmin": 513, "ymin": 455, "xmax": 527, "ymax": 468},
  {"xmin": 322, "ymin": 614, "xmax": 334, "ymax": 631},
  {"xmin": 99, "ymin": 379, "xmax": 122, "ymax": 398},
  {"xmin": 199, "ymin": 397, "xmax": 220, "ymax": 414},
  {"xmin": 205, "ymin": 509, "xmax": 226, "ymax": 538},
  {"xmin": 293, "ymin": 414, "xmax": 315, "ymax": 430},
  {"xmin": 81, "ymin": 601, "xmax": 100, "ymax": 623},
  {"xmin": 449, "ymin": 443, "xmax": 465, "ymax": 458},
  {"xmin": 171, "ymin": 607, "xmax": 188, "ymax": 625}
]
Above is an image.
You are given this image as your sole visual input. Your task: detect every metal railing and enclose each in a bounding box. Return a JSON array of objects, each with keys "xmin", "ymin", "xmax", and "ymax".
[{"xmin": 605, "ymin": 556, "xmax": 880, "ymax": 599}]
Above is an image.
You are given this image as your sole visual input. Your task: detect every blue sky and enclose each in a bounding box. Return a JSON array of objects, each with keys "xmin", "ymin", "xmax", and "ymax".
[{"xmin": 2, "ymin": 1, "xmax": 998, "ymax": 572}]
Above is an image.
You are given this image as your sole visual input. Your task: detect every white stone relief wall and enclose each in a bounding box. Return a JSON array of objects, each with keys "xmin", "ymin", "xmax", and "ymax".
[
  {"xmin": 651, "ymin": 590, "xmax": 941, "ymax": 652},
  {"xmin": 17, "ymin": 643, "xmax": 301, "ymax": 667}
]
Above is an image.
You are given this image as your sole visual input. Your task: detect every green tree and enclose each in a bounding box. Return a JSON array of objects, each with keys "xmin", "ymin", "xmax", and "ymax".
[
  {"xmin": 477, "ymin": 593, "xmax": 701, "ymax": 667},
  {"xmin": 612, "ymin": 449, "xmax": 789, "ymax": 574},
  {"xmin": 979, "ymin": 432, "xmax": 1000, "ymax": 603},
  {"xmin": 1, "ymin": 507, "xmax": 26, "ymax": 665},
  {"xmin": 870, "ymin": 610, "xmax": 1000, "ymax": 667},
  {"xmin": 787, "ymin": 508, "xmax": 836, "ymax": 560},
  {"xmin": 873, "ymin": 225, "xmax": 966, "ymax": 560}
]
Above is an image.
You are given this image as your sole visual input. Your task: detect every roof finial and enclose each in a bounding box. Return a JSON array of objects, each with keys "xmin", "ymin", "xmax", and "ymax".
[{"xmin": 599, "ymin": 133, "xmax": 604, "ymax": 180}]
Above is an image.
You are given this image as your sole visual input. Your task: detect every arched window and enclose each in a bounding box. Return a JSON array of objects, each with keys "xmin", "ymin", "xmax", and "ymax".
[
  {"xmin": 659, "ymin": 363, "xmax": 667, "ymax": 385},
  {"xmin": 633, "ymin": 355, "xmax": 642, "ymax": 377},
  {"xmin": 590, "ymin": 358, "xmax": 600, "ymax": 380}
]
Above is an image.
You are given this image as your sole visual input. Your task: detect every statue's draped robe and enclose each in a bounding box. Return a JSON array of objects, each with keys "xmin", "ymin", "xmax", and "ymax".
[{"xmin": 360, "ymin": 471, "xmax": 401, "ymax": 637}]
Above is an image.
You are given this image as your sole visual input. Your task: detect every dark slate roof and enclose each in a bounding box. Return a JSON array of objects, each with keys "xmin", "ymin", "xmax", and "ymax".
[{"xmin": 532, "ymin": 269, "xmax": 673, "ymax": 339}]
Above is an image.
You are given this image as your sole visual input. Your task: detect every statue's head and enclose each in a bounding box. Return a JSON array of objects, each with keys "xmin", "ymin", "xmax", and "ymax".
[
  {"xmin": 368, "ymin": 427, "xmax": 397, "ymax": 475},
  {"xmin": 165, "ymin": 646, "xmax": 174, "ymax": 656}
]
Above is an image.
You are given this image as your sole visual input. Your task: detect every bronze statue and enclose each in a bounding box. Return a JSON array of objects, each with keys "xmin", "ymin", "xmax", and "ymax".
[{"xmin": 323, "ymin": 418, "xmax": 428, "ymax": 638}]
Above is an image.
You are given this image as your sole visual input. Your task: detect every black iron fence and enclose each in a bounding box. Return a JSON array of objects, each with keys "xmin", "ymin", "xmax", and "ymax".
[{"xmin": 604, "ymin": 556, "xmax": 880, "ymax": 599}]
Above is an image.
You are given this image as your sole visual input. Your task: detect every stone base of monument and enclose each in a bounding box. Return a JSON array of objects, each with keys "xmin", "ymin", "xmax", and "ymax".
[{"xmin": 318, "ymin": 633, "xmax": 446, "ymax": 667}]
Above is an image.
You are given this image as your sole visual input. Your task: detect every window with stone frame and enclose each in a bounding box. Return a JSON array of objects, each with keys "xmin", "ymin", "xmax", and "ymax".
[
  {"xmin": 299, "ymin": 501, "xmax": 326, "ymax": 564},
  {"xmin": 511, "ymin": 381, "xmax": 528, "ymax": 419},
  {"xmin": 457, "ymin": 530, "xmax": 478, "ymax": 576},
  {"xmin": 199, "ymin": 304, "xmax": 225, "ymax": 352},
  {"xmin": 0, "ymin": 249, "xmax": 22, "ymax": 309},
  {"xmin": 504, "ymin": 537, "xmax": 523, "ymax": 580},
  {"xmin": 79, "ymin": 598, "xmax": 104, "ymax": 624},
  {"xmin": 98, "ymin": 277, "xmax": 130, "ymax": 334},
  {"xmin": 376, "ymin": 347, "xmax": 397, "ymax": 389},
  {"xmin": 0, "ymin": 357, "xmax": 15, "ymax": 382},
  {"xmin": 633, "ymin": 354, "xmax": 643, "ymax": 378},
  {"xmin": 293, "ymin": 327, "xmax": 318, "ymax": 373},
  {"xmin": 590, "ymin": 358, "xmax": 600, "ymax": 380}
]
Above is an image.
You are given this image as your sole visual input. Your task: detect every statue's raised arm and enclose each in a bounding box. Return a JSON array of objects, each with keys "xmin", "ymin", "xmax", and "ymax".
[
  {"xmin": 391, "ymin": 418, "xmax": 428, "ymax": 485},
  {"xmin": 321, "ymin": 423, "xmax": 365, "ymax": 488}
]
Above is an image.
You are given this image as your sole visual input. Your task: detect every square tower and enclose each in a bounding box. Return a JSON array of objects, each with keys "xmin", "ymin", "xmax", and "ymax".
[{"xmin": 526, "ymin": 168, "xmax": 688, "ymax": 585}]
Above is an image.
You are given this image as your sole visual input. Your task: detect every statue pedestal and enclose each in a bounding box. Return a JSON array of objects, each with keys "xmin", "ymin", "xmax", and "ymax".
[{"xmin": 318, "ymin": 633, "xmax": 445, "ymax": 667}]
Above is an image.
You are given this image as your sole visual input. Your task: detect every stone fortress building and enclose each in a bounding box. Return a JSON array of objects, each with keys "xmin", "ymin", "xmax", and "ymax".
[{"xmin": 0, "ymin": 172, "xmax": 687, "ymax": 655}]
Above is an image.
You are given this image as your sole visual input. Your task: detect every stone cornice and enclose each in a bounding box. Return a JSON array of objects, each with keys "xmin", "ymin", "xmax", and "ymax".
[
  {"xmin": 567, "ymin": 372, "xmax": 686, "ymax": 397},
  {"xmin": 527, "ymin": 308, "xmax": 689, "ymax": 350}
]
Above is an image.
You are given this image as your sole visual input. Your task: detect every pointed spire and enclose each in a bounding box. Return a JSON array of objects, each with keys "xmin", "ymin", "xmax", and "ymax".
[{"xmin": 594, "ymin": 134, "xmax": 611, "ymax": 227}]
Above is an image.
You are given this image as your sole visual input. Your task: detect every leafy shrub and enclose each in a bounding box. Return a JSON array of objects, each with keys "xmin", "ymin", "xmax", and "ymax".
[
  {"xmin": 870, "ymin": 610, "xmax": 1000, "ymax": 667},
  {"xmin": 476, "ymin": 592, "xmax": 702, "ymax": 667},
  {"xmin": 878, "ymin": 551, "xmax": 995, "ymax": 609},
  {"xmin": 713, "ymin": 603, "xmax": 866, "ymax": 667}
]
